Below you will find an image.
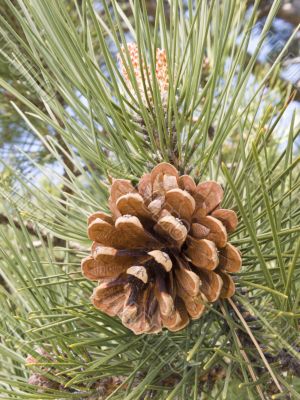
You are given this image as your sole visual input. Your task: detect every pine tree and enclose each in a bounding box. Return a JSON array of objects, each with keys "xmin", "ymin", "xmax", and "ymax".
[{"xmin": 0, "ymin": 1, "xmax": 299, "ymax": 399}]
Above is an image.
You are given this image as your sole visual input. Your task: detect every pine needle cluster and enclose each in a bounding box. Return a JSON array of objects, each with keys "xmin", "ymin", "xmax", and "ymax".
[{"xmin": 0, "ymin": 1, "xmax": 299, "ymax": 399}]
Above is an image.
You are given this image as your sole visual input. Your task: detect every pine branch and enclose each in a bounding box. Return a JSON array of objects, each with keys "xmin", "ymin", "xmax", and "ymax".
[
  {"xmin": 0, "ymin": 1, "xmax": 299, "ymax": 399},
  {"xmin": 0, "ymin": 213, "xmax": 85, "ymax": 252}
]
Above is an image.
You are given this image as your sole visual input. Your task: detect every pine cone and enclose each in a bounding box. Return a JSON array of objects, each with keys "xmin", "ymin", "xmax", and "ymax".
[
  {"xmin": 28, "ymin": 373, "xmax": 59, "ymax": 390},
  {"xmin": 82, "ymin": 163, "xmax": 241, "ymax": 334}
]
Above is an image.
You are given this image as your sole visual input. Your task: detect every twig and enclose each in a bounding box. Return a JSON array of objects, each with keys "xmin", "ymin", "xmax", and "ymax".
[{"xmin": 0, "ymin": 213, "xmax": 85, "ymax": 252}]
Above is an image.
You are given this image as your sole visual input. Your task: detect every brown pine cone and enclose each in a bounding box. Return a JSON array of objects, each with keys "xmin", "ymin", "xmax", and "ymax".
[{"xmin": 82, "ymin": 163, "xmax": 241, "ymax": 334}]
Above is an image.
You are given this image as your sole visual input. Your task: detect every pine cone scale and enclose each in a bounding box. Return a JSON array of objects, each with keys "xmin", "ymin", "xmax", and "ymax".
[
  {"xmin": 196, "ymin": 270, "xmax": 223, "ymax": 302},
  {"xmin": 211, "ymin": 208, "xmax": 238, "ymax": 232},
  {"xmin": 219, "ymin": 243, "xmax": 242, "ymax": 272},
  {"xmin": 185, "ymin": 237, "xmax": 219, "ymax": 270},
  {"xmin": 194, "ymin": 181, "xmax": 224, "ymax": 215},
  {"xmin": 116, "ymin": 193, "xmax": 152, "ymax": 220},
  {"xmin": 218, "ymin": 272, "xmax": 235, "ymax": 298},
  {"xmin": 164, "ymin": 188, "xmax": 196, "ymax": 223},
  {"xmin": 195, "ymin": 216, "xmax": 228, "ymax": 248}
]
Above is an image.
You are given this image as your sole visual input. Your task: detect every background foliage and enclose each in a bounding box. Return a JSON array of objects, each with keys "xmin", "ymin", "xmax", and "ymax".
[{"xmin": 0, "ymin": 0, "xmax": 299, "ymax": 399}]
